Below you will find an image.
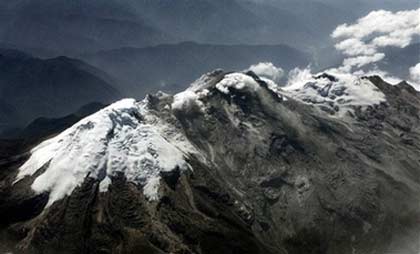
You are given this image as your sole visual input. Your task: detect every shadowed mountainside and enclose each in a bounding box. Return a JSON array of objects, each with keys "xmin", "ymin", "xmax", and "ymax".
[{"xmin": 0, "ymin": 49, "xmax": 120, "ymax": 134}]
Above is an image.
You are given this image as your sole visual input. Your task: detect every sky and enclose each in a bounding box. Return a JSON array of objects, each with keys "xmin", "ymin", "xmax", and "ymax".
[{"xmin": 332, "ymin": 9, "xmax": 420, "ymax": 71}]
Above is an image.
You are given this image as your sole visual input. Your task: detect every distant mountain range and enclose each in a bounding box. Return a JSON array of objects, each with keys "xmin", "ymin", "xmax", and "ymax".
[
  {"xmin": 126, "ymin": 0, "xmax": 329, "ymax": 49},
  {"xmin": 0, "ymin": 49, "xmax": 120, "ymax": 135},
  {"xmin": 7, "ymin": 102, "xmax": 105, "ymax": 143},
  {"xmin": 0, "ymin": 0, "xmax": 172, "ymax": 55},
  {"xmin": 3, "ymin": 0, "xmax": 415, "ymax": 56},
  {"xmin": 81, "ymin": 42, "xmax": 311, "ymax": 97}
]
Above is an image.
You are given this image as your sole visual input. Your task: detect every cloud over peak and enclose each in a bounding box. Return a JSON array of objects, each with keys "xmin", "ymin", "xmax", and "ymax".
[
  {"xmin": 248, "ymin": 62, "xmax": 284, "ymax": 83},
  {"xmin": 409, "ymin": 63, "xmax": 420, "ymax": 90}
]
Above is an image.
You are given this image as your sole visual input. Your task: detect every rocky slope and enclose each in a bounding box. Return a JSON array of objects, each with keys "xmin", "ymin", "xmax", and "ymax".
[{"xmin": 0, "ymin": 69, "xmax": 419, "ymax": 254}]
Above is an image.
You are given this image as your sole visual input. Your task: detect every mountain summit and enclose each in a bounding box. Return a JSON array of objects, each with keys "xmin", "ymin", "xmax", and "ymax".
[{"xmin": 1, "ymin": 69, "xmax": 420, "ymax": 254}]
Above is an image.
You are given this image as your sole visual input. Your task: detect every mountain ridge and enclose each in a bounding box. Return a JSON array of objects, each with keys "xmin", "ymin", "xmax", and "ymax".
[{"xmin": 1, "ymin": 69, "xmax": 419, "ymax": 253}]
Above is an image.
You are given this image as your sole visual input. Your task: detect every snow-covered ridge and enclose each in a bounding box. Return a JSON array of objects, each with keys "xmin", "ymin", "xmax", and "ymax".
[
  {"xmin": 283, "ymin": 70, "xmax": 387, "ymax": 116},
  {"xmin": 15, "ymin": 69, "xmax": 389, "ymax": 208},
  {"xmin": 15, "ymin": 99, "xmax": 194, "ymax": 207},
  {"xmin": 172, "ymin": 69, "xmax": 387, "ymax": 118}
]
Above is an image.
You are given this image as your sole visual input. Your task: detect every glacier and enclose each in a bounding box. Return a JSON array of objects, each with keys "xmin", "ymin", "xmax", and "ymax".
[{"xmin": 15, "ymin": 98, "xmax": 194, "ymax": 206}]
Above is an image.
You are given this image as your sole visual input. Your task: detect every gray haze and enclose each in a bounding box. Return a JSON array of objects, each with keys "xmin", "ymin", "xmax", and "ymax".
[
  {"xmin": 0, "ymin": 0, "xmax": 417, "ymax": 55},
  {"xmin": 0, "ymin": 0, "xmax": 418, "ymax": 134}
]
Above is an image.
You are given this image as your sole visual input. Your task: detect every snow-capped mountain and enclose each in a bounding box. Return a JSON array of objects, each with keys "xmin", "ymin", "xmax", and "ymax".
[{"xmin": 1, "ymin": 69, "xmax": 420, "ymax": 254}]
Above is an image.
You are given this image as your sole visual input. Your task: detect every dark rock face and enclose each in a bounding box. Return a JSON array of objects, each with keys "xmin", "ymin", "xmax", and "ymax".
[{"xmin": 0, "ymin": 73, "xmax": 419, "ymax": 254}]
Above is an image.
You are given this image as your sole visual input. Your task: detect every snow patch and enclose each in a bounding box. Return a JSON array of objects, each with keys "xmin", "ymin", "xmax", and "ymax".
[{"xmin": 16, "ymin": 98, "xmax": 192, "ymax": 206}]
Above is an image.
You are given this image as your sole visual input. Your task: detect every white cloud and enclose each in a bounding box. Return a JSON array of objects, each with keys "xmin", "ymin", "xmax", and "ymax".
[
  {"xmin": 172, "ymin": 88, "xmax": 210, "ymax": 113},
  {"xmin": 332, "ymin": 8, "xmax": 420, "ymax": 70},
  {"xmin": 342, "ymin": 53, "xmax": 385, "ymax": 69},
  {"xmin": 409, "ymin": 63, "xmax": 420, "ymax": 82},
  {"xmin": 409, "ymin": 63, "xmax": 420, "ymax": 90},
  {"xmin": 285, "ymin": 67, "xmax": 313, "ymax": 89},
  {"xmin": 335, "ymin": 38, "xmax": 377, "ymax": 56},
  {"xmin": 248, "ymin": 62, "xmax": 284, "ymax": 83}
]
